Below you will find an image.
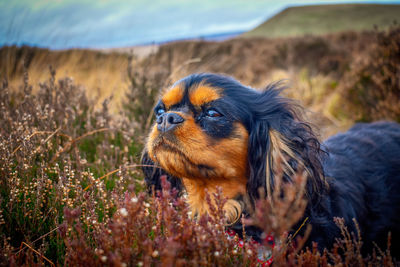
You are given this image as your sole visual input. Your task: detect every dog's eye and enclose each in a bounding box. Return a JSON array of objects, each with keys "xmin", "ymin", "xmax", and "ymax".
[
  {"xmin": 205, "ymin": 109, "xmax": 221, "ymax": 118},
  {"xmin": 156, "ymin": 108, "xmax": 165, "ymax": 116}
]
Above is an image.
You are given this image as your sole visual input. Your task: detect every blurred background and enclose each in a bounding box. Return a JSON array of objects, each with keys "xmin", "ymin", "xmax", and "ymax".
[
  {"xmin": 1, "ymin": 1, "xmax": 400, "ymax": 265},
  {"xmin": 1, "ymin": 0, "xmax": 400, "ymax": 137}
]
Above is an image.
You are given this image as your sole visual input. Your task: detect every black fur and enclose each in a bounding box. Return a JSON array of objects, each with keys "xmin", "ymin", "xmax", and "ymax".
[
  {"xmin": 316, "ymin": 121, "xmax": 400, "ymax": 254},
  {"xmin": 142, "ymin": 73, "xmax": 400, "ymax": 256}
]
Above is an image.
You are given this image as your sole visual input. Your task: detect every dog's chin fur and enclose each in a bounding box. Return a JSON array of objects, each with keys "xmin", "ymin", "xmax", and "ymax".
[
  {"xmin": 142, "ymin": 73, "xmax": 400, "ymax": 256},
  {"xmin": 146, "ymin": 121, "xmax": 249, "ymax": 218}
]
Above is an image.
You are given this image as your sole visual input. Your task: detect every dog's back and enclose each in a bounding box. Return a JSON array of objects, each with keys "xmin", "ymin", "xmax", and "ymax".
[{"xmin": 319, "ymin": 121, "xmax": 400, "ymax": 255}]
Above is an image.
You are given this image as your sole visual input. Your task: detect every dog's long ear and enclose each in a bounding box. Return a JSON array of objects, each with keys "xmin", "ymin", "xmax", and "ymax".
[
  {"xmin": 141, "ymin": 150, "xmax": 184, "ymax": 195},
  {"xmin": 247, "ymin": 119, "xmax": 270, "ymax": 202},
  {"xmin": 245, "ymin": 85, "xmax": 327, "ymax": 204}
]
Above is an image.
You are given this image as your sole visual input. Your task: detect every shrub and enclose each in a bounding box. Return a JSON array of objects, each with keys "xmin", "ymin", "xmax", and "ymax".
[
  {"xmin": 0, "ymin": 68, "xmax": 140, "ymax": 265},
  {"xmin": 335, "ymin": 26, "xmax": 400, "ymax": 122},
  {"xmin": 0, "ymin": 68, "xmax": 396, "ymax": 266},
  {"xmin": 61, "ymin": 177, "xmax": 259, "ymax": 266}
]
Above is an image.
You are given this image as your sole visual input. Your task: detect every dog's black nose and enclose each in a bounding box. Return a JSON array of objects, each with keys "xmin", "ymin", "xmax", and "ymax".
[{"xmin": 157, "ymin": 112, "xmax": 184, "ymax": 133}]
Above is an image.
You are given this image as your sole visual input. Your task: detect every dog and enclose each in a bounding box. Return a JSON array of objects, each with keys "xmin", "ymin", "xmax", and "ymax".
[{"xmin": 142, "ymin": 73, "xmax": 400, "ymax": 255}]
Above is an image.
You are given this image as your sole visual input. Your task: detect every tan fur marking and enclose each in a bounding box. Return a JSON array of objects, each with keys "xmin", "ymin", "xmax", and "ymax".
[
  {"xmin": 224, "ymin": 199, "xmax": 244, "ymax": 225},
  {"xmin": 267, "ymin": 129, "xmax": 312, "ymax": 195},
  {"xmin": 270, "ymin": 129, "xmax": 297, "ymax": 176},
  {"xmin": 182, "ymin": 178, "xmax": 245, "ymax": 223},
  {"xmin": 268, "ymin": 130, "xmax": 297, "ymax": 190},
  {"xmin": 162, "ymin": 86, "xmax": 184, "ymax": 108},
  {"xmin": 189, "ymin": 86, "xmax": 221, "ymax": 106},
  {"xmin": 146, "ymin": 124, "xmax": 159, "ymax": 160}
]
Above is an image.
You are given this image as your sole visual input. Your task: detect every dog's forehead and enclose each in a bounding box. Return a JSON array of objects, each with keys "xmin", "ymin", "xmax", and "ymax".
[
  {"xmin": 188, "ymin": 85, "xmax": 221, "ymax": 106},
  {"xmin": 162, "ymin": 82, "xmax": 223, "ymax": 108},
  {"xmin": 161, "ymin": 84, "xmax": 185, "ymax": 108}
]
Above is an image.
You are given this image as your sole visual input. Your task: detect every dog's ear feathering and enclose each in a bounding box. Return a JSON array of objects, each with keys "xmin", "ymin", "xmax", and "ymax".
[{"xmin": 244, "ymin": 83, "xmax": 327, "ymax": 204}]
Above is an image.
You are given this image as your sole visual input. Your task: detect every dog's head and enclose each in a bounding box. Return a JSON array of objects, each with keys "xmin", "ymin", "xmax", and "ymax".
[{"xmin": 143, "ymin": 73, "xmax": 326, "ymax": 223}]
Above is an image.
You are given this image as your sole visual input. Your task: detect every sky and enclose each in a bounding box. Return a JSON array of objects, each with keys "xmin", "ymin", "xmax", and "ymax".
[{"xmin": 1, "ymin": 0, "xmax": 399, "ymax": 49}]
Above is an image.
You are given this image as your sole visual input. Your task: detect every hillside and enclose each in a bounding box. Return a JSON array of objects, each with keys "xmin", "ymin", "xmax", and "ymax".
[
  {"xmin": 1, "ymin": 27, "xmax": 399, "ymax": 138},
  {"xmin": 243, "ymin": 4, "xmax": 400, "ymax": 38}
]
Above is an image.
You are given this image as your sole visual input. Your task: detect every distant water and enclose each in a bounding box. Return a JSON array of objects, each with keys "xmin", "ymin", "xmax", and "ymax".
[
  {"xmin": 154, "ymin": 31, "xmax": 245, "ymax": 45},
  {"xmin": 198, "ymin": 31, "xmax": 245, "ymax": 41},
  {"xmin": 2, "ymin": 30, "xmax": 245, "ymax": 50}
]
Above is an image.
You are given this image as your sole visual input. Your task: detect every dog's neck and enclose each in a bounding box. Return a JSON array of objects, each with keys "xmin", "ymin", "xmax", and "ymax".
[{"xmin": 182, "ymin": 177, "xmax": 246, "ymax": 220}]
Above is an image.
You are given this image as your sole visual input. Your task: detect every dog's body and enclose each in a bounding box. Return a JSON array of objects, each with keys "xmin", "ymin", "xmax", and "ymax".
[
  {"xmin": 307, "ymin": 122, "xmax": 400, "ymax": 253},
  {"xmin": 142, "ymin": 73, "xmax": 400, "ymax": 255}
]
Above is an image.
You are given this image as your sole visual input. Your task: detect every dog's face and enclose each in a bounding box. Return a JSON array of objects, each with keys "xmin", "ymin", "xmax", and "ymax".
[
  {"xmin": 144, "ymin": 73, "xmax": 324, "ymax": 222},
  {"xmin": 146, "ymin": 75, "xmax": 251, "ymax": 212},
  {"xmin": 147, "ymin": 83, "xmax": 248, "ymax": 180}
]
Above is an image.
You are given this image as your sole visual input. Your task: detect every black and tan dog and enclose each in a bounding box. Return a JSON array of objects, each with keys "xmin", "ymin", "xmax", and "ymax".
[{"xmin": 142, "ymin": 73, "xmax": 400, "ymax": 255}]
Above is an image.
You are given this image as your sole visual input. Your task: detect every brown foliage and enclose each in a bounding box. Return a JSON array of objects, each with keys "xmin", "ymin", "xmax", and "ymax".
[
  {"xmin": 0, "ymin": 69, "xmax": 140, "ymax": 265},
  {"xmin": 336, "ymin": 27, "xmax": 400, "ymax": 122},
  {"xmin": 61, "ymin": 177, "xmax": 259, "ymax": 266}
]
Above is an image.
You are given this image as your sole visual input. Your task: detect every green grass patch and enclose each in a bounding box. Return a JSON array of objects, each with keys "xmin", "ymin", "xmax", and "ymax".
[{"xmin": 243, "ymin": 4, "xmax": 400, "ymax": 38}]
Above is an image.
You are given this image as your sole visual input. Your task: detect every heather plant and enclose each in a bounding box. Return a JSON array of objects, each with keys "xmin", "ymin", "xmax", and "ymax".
[
  {"xmin": 55, "ymin": 157, "xmax": 396, "ymax": 266},
  {"xmin": 0, "ymin": 68, "xmax": 397, "ymax": 266},
  {"xmin": 0, "ymin": 68, "xmax": 141, "ymax": 265},
  {"xmin": 333, "ymin": 26, "xmax": 400, "ymax": 122},
  {"xmin": 61, "ymin": 177, "xmax": 259, "ymax": 266},
  {"xmin": 245, "ymin": 160, "xmax": 311, "ymax": 265}
]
